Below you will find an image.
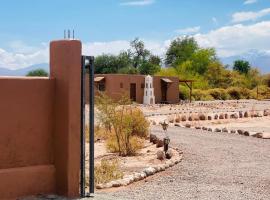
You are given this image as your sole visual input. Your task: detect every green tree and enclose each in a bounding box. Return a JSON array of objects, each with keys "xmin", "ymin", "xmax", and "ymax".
[
  {"xmin": 129, "ymin": 38, "xmax": 150, "ymax": 69},
  {"xmin": 165, "ymin": 37, "xmax": 198, "ymax": 66},
  {"xmin": 26, "ymin": 69, "xmax": 48, "ymax": 77},
  {"xmin": 94, "ymin": 54, "xmax": 119, "ymax": 74},
  {"xmin": 233, "ymin": 60, "xmax": 251, "ymax": 74}
]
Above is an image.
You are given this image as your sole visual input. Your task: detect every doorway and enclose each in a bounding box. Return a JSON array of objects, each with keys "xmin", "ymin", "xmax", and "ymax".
[
  {"xmin": 161, "ymin": 81, "xmax": 167, "ymax": 102},
  {"xmin": 130, "ymin": 83, "xmax": 136, "ymax": 102}
]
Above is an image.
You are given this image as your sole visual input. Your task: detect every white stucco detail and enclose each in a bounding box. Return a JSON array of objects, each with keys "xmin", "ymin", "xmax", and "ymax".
[{"xmin": 143, "ymin": 75, "xmax": 155, "ymax": 105}]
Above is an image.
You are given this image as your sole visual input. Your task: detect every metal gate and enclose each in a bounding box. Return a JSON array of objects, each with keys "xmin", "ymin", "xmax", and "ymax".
[{"xmin": 80, "ymin": 55, "xmax": 95, "ymax": 197}]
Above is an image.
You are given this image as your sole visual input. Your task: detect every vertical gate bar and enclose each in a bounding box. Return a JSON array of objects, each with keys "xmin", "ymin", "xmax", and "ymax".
[
  {"xmin": 89, "ymin": 56, "xmax": 95, "ymax": 195},
  {"xmin": 80, "ymin": 56, "xmax": 86, "ymax": 197}
]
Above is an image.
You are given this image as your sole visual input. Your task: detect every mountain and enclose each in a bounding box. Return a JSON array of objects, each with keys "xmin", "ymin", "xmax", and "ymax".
[
  {"xmin": 221, "ymin": 50, "xmax": 270, "ymax": 74},
  {"xmin": 0, "ymin": 63, "xmax": 49, "ymax": 76}
]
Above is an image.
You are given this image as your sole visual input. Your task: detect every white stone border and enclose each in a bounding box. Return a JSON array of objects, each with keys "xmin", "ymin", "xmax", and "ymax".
[{"xmin": 96, "ymin": 149, "xmax": 183, "ymax": 189}]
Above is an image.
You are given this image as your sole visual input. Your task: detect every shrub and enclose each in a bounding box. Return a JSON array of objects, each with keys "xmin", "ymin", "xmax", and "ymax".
[
  {"xmin": 128, "ymin": 108, "xmax": 149, "ymax": 138},
  {"xmin": 255, "ymin": 85, "xmax": 270, "ymax": 99},
  {"xmin": 179, "ymin": 85, "xmax": 190, "ymax": 100},
  {"xmin": 208, "ymin": 88, "xmax": 229, "ymax": 100},
  {"xmin": 96, "ymin": 93, "xmax": 149, "ymax": 156},
  {"xmin": 192, "ymin": 89, "xmax": 213, "ymax": 101},
  {"xmin": 227, "ymin": 87, "xmax": 242, "ymax": 100},
  {"xmin": 94, "ymin": 158, "xmax": 123, "ymax": 184},
  {"xmin": 106, "ymin": 135, "xmax": 144, "ymax": 156}
]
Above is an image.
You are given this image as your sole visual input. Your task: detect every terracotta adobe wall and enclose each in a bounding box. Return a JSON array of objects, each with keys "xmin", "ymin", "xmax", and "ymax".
[
  {"xmin": 86, "ymin": 74, "xmax": 180, "ymax": 104},
  {"xmin": 0, "ymin": 77, "xmax": 56, "ymax": 199},
  {"xmin": 0, "ymin": 40, "xmax": 82, "ymax": 199}
]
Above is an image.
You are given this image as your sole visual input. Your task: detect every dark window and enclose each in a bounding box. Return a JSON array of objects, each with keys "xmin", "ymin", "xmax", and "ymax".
[
  {"xmin": 120, "ymin": 82, "xmax": 123, "ymax": 88},
  {"xmin": 98, "ymin": 83, "xmax": 105, "ymax": 91},
  {"xmin": 141, "ymin": 83, "xmax": 144, "ymax": 88}
]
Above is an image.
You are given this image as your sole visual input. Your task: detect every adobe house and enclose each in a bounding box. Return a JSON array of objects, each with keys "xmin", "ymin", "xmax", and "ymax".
[{"xmin": 91, "ymin": 74, "xmax": 180, "ymax": 104}]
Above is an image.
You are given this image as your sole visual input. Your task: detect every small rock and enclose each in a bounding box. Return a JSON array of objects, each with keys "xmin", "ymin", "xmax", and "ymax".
[
  {"xmin": 156, "ymin": 139, "xmax": 164, "ymax": 148},
  {"xmin": 199, "ymin": 114, "xmax": 206, "ymax": 120},
  {"xmin": 243, "ymin": 131, "xmax": 250, "ymax": 136},
  {"xmin": 230, "ymin": 129, "xmax": 236, "ymax": 134},
  {"xmin": 150, "ymin": 134, "xmax": 158, "ymax": 143},
  {"xmin": 244, "ymin": 111, "xmax": 249, "ymax": 118},
  {"xmin": 237, "ymin": 129, "xmax": 244, "ymax": 135},
  {"xmin": 157, "ymin": 150, "xmax": 165, "ymax": 160},
  {"xmin": 165, "ymin": 149, "xmax": 173, "ymax": 159},
  {"xmin": 222, "ymin": 128, "xmax": 228, "ymax": 133},
  {"xmin": 214, "ymin": 128, "xmax": 221, "ymax": 132},
  {"xmin": 185, "ymin": 123, "xmax": 191, "ymax": 128},
  {"xmin": 144, "ymin": 167, "xmax": 156, "ymax": 176},
  {"xmin": 208, "ymin": 128, "xmax": 213, "ymax": 132},
  {"xmin": 195, "ymin": 126, "xmax": 201, "ymax": 130},
  {"xmin": 219, "ymin": 114, "xmax": 224, "ymax": 119},
  {"xmin": 202, "ymin": 127, "xmax": 208, "ymax": 130},
  {"xmin": 207, "ymin": 116, "xmax": 212, "ymax": 120}
]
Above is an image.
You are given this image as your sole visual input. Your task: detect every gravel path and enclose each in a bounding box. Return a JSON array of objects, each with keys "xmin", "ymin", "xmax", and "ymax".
[{"xmin": 94, "ymin": 126, "xmax": 270, "ymax": 200}]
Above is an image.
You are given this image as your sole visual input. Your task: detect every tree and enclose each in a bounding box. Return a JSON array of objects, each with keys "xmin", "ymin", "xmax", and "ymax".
[
  {"xmin": 94, "ymin": 54, "xmax": 119, "ymax": 74},
  {"xmin": 129, "ymin": 38, "xmax": 151, "ymax": 69},
  {"xmin": 233, "ymin": 60, "xmax": 251, "ymax": 74},
  {"xmin": 26, "ymin": 69, "xmax": 48, "ymax": 77},
  {"xmin": 165, "ymin": 37, "xmax": 198, "ymax": 66}
]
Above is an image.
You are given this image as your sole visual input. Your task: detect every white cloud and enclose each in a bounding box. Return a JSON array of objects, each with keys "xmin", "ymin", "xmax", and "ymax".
[
  {"xmin": 120, "ymin": 0, "xmax": 155, "ymax": 6},
  {"xmin": 0, "ymin": 43, "xmax": 48, "ymax": 70},
  {"xmin": 194, "ymin": 21, "xmax": 270, "ymax": 57},
  {"xmin": 232, "ymin": 8, "xmax": 270, "ymax": 23},
  {"xmin": 244, "ymin": 0, "xmax": 258, "ymax": 5},
  {"xmin": 175, "ymin": 26, "xmax": 201, "ymax": 34}
]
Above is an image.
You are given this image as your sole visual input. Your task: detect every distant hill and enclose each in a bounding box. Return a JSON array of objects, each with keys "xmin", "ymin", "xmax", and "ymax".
[
  {"xmin": 221, "ymin": 50, "xmax": 270, "ymax": 74},
  {"xmin": 0, "ymin": 63, "xmax": 49, "ymax": 76}
]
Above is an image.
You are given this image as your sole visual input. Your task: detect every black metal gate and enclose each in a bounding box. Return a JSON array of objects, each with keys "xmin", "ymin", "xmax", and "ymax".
[{"xmin": 80, "ymin": 55, "xmax": 95, "ymax": 197}]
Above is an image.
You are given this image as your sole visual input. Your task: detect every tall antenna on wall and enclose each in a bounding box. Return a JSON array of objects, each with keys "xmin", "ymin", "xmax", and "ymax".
[{"xmin": 64, "ymin": 29, "xmax": 75, "ymax": 40}]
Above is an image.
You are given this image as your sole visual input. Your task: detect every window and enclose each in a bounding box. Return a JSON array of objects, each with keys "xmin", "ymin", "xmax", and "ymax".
[
  {"xmin": 120, "ymin": 82, "xmax": 123, "ymax": 88},
  {"xmin": 141, "ymin": 83, "xmax": 144, "ymax": 88},
  {"xmin": 98, "ymin": 83, "xmax": 105, "ymax": 91}
]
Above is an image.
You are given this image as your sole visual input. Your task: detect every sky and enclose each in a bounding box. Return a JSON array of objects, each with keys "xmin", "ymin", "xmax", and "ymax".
[{"xmin": 0, "ymin": 0, "xmax": 270, "ymax": 69}]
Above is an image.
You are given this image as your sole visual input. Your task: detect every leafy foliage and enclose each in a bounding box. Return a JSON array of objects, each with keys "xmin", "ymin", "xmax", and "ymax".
[
  {"xmin": 233, "ymin": 60, "xmax": 251, "ymax": 74},
  {"xmin": 26, "ymin": 68, "xmax": 48, "ymax": 77}
]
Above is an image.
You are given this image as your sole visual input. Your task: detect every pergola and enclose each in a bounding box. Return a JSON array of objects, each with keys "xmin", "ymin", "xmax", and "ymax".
[{"xmin": 179, "ymin": 79, "xmax": 195, "ymax": 103}]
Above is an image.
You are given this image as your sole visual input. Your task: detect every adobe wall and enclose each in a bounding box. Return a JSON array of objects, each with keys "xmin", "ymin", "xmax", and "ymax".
[
  {"xmin": 0, "ymin": 40, "xmax": 82, "ymax": 199},
  {"xmin": 0, "ymin": 77, "xmax": 56, "ymax": 199}
]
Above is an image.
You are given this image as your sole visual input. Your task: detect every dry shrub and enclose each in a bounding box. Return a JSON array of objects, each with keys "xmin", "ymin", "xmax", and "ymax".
[
  {"xmin": 86, "ymin": 125, "xmax": 111, "ymax": 142},
  {"xmin": 106, "ymin": 135, "xmax": 144, "ymax": 156},
  {"xmin": 94, "ymin": 158, "xmax": 123, "ymax": 184},
  {"xmin": 208, "ymin": 88, "xmax": 229, "ymax": 100},
  {"xmin": 96, "ymin": 93, "xmax": 149, "ymax": 156}
]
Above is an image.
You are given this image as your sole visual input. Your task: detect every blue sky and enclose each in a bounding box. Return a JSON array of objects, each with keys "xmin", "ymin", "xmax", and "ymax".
[{"xmin": 0, "ymin": 0, "xmax": 270, "ymax": 69}]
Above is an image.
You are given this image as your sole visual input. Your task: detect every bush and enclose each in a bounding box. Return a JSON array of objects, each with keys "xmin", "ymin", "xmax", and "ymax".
[
  {"xmin": 94, "ymin": 158, "xmax": 123, "ymax": 184},
  {"xmin": 179, "ymin": 85, "xmax": 190, "ymax": 100},
  {"xmin": 255, "ymin": 85, "xmax": 270, "ymax": 99},
  {"xmin": 128, "ymin": 108, "xmax": 149, "ymax": 138},
  {"xmin": 208, "ymin": 88, "xmax": 229, "ymax": 100},
  {"xmin": 227, "ymin": 87, "xmax": 242, "ymax": 100},
  {"xmin": 96, "ymin": 93, "xmax": 149, "ymax": 156},
  {"xmin": 192, "ymin": 89, "xmax": 214, "ymax": 101},
  {"xmin": 106, "ymin": 135, "xmax": 144, "ymax": 156}
]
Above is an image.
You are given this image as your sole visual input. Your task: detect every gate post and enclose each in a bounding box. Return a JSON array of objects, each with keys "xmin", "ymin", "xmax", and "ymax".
[{"xmin": 50, "ymin": 40, "xmax": 82, "ymax": 197}]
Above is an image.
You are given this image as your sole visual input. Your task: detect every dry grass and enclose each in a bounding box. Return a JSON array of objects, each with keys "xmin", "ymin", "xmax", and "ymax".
[{"xmin": 94, "ymin": 158, "xmax": 123, "ymax": 185}]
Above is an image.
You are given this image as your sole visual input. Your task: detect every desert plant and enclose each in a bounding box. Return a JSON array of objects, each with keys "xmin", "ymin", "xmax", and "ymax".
[
  {"xmin": 192, "ymin": 89, "xmax": 213, "ymax": 101},
  {"xmin": 96, "ymin": 93, "xmax": 148, "ymax": 156},
  {"xmin": 94, "ymin": 158, "xmax": 123, "ymax": 184},
  {"xmin": 208, "ymin": 88, "xmax": 229, "ymax": 100}
]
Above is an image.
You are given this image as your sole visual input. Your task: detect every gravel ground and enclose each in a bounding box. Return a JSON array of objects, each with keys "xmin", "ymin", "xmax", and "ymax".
[{"xmin": 93, "ymin": 126, "xmax": 270, "ymax": 200}]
